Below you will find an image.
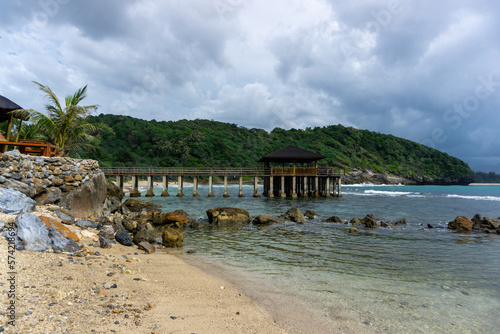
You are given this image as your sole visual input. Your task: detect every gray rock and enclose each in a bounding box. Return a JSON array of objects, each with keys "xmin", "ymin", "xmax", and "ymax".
[
  {"xmin": 34, "ymin": 187, "xmax": 62, "ymax": 206},
  {"xmin": 59, "ymin": 172, "xmax": 108, "ymax": 219},
  {"xmin": 54, "ymin": 211, "xmax": 75, "ymax": 225},
  {"xmin": 15, "ymin": 212, "xmax": 51, "ymax": 252},
  {"xmin": 133, "ymin": 227, "xmax": 152, "ymax": 245},
  {"xmin": 99, "ymin": 236, "xmax": 112, "ymax": 249},
  {"xmin": 75, "ymin": 219, "xmax": 99, "ymax": 229},
  {"xmin": 3, "ymin": 149, "xmax": 20, "ymax": 157},
  {"xmin": 115, "ymin": 231, "xmax": 133, "ymax": 246},
  {"xmin": 0, "ymin": 220, "xmax": 5, "ymax": 232},
  {"xmin": 48, "ymin": 227, "xmax": 81, "ymax": 252},
  {"xmin": 99, "ymin": 225, "xmax": 115, "ymax": 239},
  {"xmin": 252, "ymin": 214, "xmax": 285, "ymax": 225},
  {"xmin": 0, "ymin": 188, "xmax": 36, "ymax": 214}
]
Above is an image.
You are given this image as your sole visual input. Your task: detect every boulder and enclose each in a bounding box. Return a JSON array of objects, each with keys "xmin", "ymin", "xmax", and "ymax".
[
  {"xmin": 325, "ymin": 216, "xmax": 342, "ymax": 223},
  {"xmin": 349, "ymin": 217, "xmax": 363, "ymax": 226},
  {"xmin": 122, "ymin": 219, "xmax": 138, "ymax": 233},
  {"xmin": 394, "ymin": 218, "xmax": 406, "ymax": 225},
  {"xmin": 349, "ymin": 228, "xmax": 359, "ymax": 233},
  {"xmin": 0, "ymin": 188, "xmax": 36, "ymax": 214},
  {"xmin": 137, "ymin": 241, "xmax": 155, "ymax": 254},
  {"xmin": 107, "ymin": 178, "xmax": 125, "ymax": 201},
  {"xmin": 53, "ymin": 210, "xmax": 75, "ymax": 225},
  {"xmin": 162, "ymin": 228, "xmax": 184, "ymax": 248},
  {"xmin": 283, "ymin": 207, "xmax": 306, "ymax": 223},
  {"xmin": 75, "ymin": 219, "xmax": 99, "ymax": 229},
  {"xmin": 133, "ymin": 227, "xmax": 152, "ymax": 245},
  {"xmin": 38, "ymin": 216, "xmax": 79, "ymax": 242},
  {"xmin": 380, "ymin": 222, "xmax": 395, "ymax": 228},
  {"xmin": 99, "ymin": 225, "xmax": 115, "ymax": 240},
  {"xmin": 0, "ymin": 220, "xmax": 5, "ymax": 232},
  {"xmin": 206, "ymin": 207, "xmax": 250, "ymax": 226},
  {"xmin": 362, "ymin": 215, "xmax": 380, "ymax": 228},
  {"xmin": 160, "ymin": 210, "xmax": 190, "ymax": 227},
  {"xmin": 304, "ymin": 210, "xmax": 317, "ymax": 219},
  {"xmin": 99, "ymin": 236, "xmax": 112, "ymax": 249},
  {"xmin": 122, "ymin": 198, "xmax": 161, "ymax": 213},
  {"xmin": 59, "ymin": 173, "xmax": 108, "ymax": 219},
  {"xmin": 34, "ymin": 187, "xmax": 62, "ymax": 206},
  {"xmin": 448, "ymin": 216, "xmax": 473, "ymax": 231},
  {"xmin": 252, "ymin": 214, "xmax": 285, "ymax": 225},
  {"xmin": 115, "ymin": 231, "xmax": 133, "ymax": 246},
  {"xmin": 472, "ymin": 214, "xmax": 500, "ymax": 232}
]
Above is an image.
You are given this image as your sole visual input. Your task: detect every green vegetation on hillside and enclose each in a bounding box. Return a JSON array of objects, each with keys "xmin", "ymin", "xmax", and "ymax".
[
  {"xmin": 81, "ymin": 114, "xmax": 474, "ymax": 183},
  {"xmin": 474, "ymin": 171, "xmax": 500, "ymax": 183}
]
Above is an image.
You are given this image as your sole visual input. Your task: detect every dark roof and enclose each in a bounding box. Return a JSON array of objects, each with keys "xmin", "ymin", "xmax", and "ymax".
[
  {"xmin": 0, "ymin": 95, "xmax": 27, "ymax": 122},
  {"xmin": 258, "ymin": 145, "xmax": 326, "ymax": 163}
]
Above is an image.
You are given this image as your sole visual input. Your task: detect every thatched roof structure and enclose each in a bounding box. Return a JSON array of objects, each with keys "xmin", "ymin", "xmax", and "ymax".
[
  {"xmin": 258, "ymin": 145, "xmax": 326, "ymax": 164},
  {"xmin": 0, "ymin": 95, "xmax": 27, "ymax": 122}
]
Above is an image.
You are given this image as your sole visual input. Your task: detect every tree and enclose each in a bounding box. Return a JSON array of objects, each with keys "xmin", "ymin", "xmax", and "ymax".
[{"xmin": 16, "ymin": 82, "xmax": 111, "ymax": 156}]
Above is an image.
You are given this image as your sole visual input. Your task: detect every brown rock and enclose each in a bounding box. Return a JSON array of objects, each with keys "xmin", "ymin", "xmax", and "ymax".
[
  {"xmin": 448, "ymin": 216, "xmax": 473, "ymax": 231},
  {"xmin": 349, "ymin": 228, "xmax": 359, "ymax": 233},
  {"xmin": 325, "ymin": 216, "xmax": 342, "ymax": 223},
  {"xmin": 137, "ymin": 241, "xmax": 155, "ymax": 254},
  {"xmin": 350, "ymin": 217, "xmax": 363, "ymax": 226},
  {"xmin": 59, "ymin": 173, "xmax": 108, "ymax": 219},
  {"xmin": 162, "ymin": 228, "xmax": 184, "ymax": 248},
  {"xmin": 206, "ymin": 207, "xmax": 250, "ymax": 226},
  {"xmin": 38, "ymin": 216, "xmax": 80, "ymax": 242},
  {"xmin": 64, "ymin": 175, "xmax": 75, "ymax": 183},
  {"xmin": 160, "ymin": 210, "xmax": 188, "ymax": 227},
  {"xmin": 74, "ymin": 174, "xmax": 83, "ymax": 181},
  {"xmin": 123, "ymin": 198, "xmax": 161, "ymax": 213}
]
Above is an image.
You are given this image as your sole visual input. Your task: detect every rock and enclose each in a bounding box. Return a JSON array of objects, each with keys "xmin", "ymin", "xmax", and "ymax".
[
  {"xmin": 133, "ymin": 227, "xmax": 152, "ymax": 245},
  {"xmin": 122, "ymin": 198, "xmax": 161, "ymax": 213},
  {"xmin": 0, "ymin": 220, "xmax": 5, "ymax": 232},
  {"xmin": 283, "ymin": 207, "xmax": 306, "ymax": 223},
  {"xmin": 350, "ymin": 217, "xmax": 363, "ymax": 226},
  {"xmin": 349, "ymin": 228, "xmax": 359, "ymax": 233},
  {"xmin": 53, "ymin": 211, "xmax": 75, "ymax": 225},
  {"xmin": 472, "ymin": 214, "xmax": 500, "ymax": 232},
  {"xmin": 38, "ymin": 216, "xmax": 80, "ymax": 242},
  {"xmin": 99, "ymin": 225, "xmax": 115, "ymax": 240},
  {"xmin": 48, "ymin": 227, "xmax": 81, "ymax": 252},
  {"xmin": 0, "ymin": 188, "xmax": 36, "ymax": 214},
  {"xmin": 15, "ymin": 212, "xmax": 51, "ymax": 251},
  {"xmin": 448, "ymin": 216, "xmax": 473, "ymax": 231},
  {"xmin": 59, "ymin": 173, "xmax": 108, "ymax": 219},
  {"xmin": 206, "ymin": 207, "xmax": 250, "ymax": 226},
  {"xmin": 162, "ymin": 228, "xmax": 184, "ymax": 248},
  {"xmin": 325, "ymin": 216, "xmax": 342, "ymax": 223},
  {"xmin": 107, "ymin": 178, "xmax": 125, "ymax": 201},
  {"xmin": 394, "ymin": 218, "xmax": 406, "ymax": 225},
  {"xmin": 99, "ymin": 236, "xmax": 112, "ymax": 249},
  {"xmin": 112, "ymin": 223, "xmax": 127, "ymax": 234},
  {"xmin": 75, "ymin": 219, "xmax": 99, "ymax": 229},
  {"xmin": 160, "ymin": 210, "xmax": 189, "ymax": 227},
  {"xmin": 34, "ymin": 187, "xmax": 62, "ymax": 206},
  {"xmin": 362, "ymin": 215, "xmax": 380, "ymax": 228},
  {"xmin": 103, "ymin": 197, "xmax": 121, "ymax": 216},
  {"xmin": 252, "ymin": 214, "xmax": 285, "ymax": 225},
  {"xmin": 380, "ymin": 222, "xmax": 394, "ymax": 228},
  {"xmin": 115, "ymin": 231, "xmax": 133, "ymax": 246},
  {"xmin": 304, "ymin": 210, "xmax": 317, "ymax": 219},
  {"xmin": 122, "ymin": 220, "xmax": 138, "ymax": 233},
  {"xmin": 137, "ymin": 241, "xmax": 155, "ymax": 254}
]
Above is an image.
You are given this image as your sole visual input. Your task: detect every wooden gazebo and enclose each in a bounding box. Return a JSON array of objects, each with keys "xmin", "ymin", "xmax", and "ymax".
[
  {"xmin": 0, "ymin": 95, "xmax": 27, "ymax": 144},
  {"xmin": 258, "ymin": 145, "xmax": 341, "ymax": 197}
]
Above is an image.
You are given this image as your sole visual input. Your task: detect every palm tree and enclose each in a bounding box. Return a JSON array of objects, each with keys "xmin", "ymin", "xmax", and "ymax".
[{"xmin": 16, "ymin": 82, "xmax": 111, "ymax": 156}]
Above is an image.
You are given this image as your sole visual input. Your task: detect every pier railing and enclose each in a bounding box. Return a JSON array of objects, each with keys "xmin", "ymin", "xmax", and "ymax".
[{"xmin": 101, "ymin": 166, "xmax": 344, "ymax": 177}]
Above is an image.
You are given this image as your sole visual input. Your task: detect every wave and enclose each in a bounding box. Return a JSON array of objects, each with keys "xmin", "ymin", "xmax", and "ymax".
[
  {"xmin": 343, "ymin": 182, "xmax": 404, "ymax": 187},
  {"xmin": 446, "ymin": 194, "xmax": 500, "ymax": 202},
  {"xmin": 344, "ymin": 189, "xmax": 421, "ymax": 197}
]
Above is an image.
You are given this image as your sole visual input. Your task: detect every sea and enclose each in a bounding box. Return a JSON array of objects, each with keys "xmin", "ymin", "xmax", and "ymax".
[{"xmin": 138, "ymin": 183, "xmax": 500, "ymax": 333}]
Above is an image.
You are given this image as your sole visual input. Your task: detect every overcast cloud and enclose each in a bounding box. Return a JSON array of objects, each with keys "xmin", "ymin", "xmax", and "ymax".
[{"xmin": 1, "ymin": 0, "xmax": 499, "ymax": 171}]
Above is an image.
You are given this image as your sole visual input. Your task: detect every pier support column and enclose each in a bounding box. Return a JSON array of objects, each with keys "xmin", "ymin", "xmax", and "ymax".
[
  {"xmin": 280, "ymin": 176, "xmax": 286, "ymax": 198},
  {"xmin": 161, "ymin": 176, "xmax": 169, "ymax": 196},
  {"xmin": 338, "ymin": 177, "xmax": 342, "ymax": 197},
  {"xmin": 268, "ymin": 176, "xmax": 274, "ymax": 197},
  {"xmin": 332, "ymin": 178, "xmax": 337, "ymax": 197},
  {"xmin": 208, "ymin": 176, "xmax": 214, "ymax": 197},
  {"xmin": 238, "ymin": 176, "xmax": 245, "ymax": 197},
  {"xmin": 130, "ymin": 175, "xmax": 141, "ymax": 197},
  {"xmin": 253, "ymin": 176, "xmax": 260, "ymax": 198},
  {"xmin": 223, "ymin": 176, "xmax": 230, "ymax": 197},
  {"xmin": 115, "ymin": 175, "xmax": 124, "ymax": 191},
  {"xmin": 313, "ymin": 176, "xmax": 319, "ymax": 197},
  {"xmin": 145, "ymin": 175, "xmax": 155, "ymax": 197},
  {"xmin": 176, "ymin": 175, "xmax": 184, "ymax": 197},
  {"xmin": 292, "ymin": 176, "xmax": 297, "ymax": 198},
  {"xmin": 325, "ymin": 177, "xmax": 331, "ymax": 197},
  {"xmin": 303, "ymin": 177, "xmax": 308, "ymax": 197},
  {"xmin": 193, "ymin": 176, "xmax": 199, "ymax": 197}
]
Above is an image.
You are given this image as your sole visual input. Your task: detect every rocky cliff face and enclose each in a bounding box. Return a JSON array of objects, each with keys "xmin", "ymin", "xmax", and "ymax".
[
  {"xmin": 343, "ymin": 168, "xmax": 473, "ymax": 185},
  {"xmin": 0, "ymin": 150, "xmax": 108, "ymax": 218}
]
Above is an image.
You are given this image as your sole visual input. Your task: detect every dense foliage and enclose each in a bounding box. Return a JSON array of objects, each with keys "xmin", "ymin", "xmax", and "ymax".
[
  {"xmin": 81, "ymin": 114, "xmax": 474, "ymax": 182},
  {"xmin": 474, "ymin": 171, "xmax": 500, "ymax": 183}
]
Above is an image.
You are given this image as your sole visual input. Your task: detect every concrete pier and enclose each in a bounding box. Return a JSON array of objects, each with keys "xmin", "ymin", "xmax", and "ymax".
[
  {"xmin": 145, "ymin": 175, "xmax": 154, "ymax": 197},
  {"xmin": 130, "ymin": 175, "xmax": 141, "ymax": 197},
  {"xmin": 176, "ymin": 175, "xmax": 184, "ymax": 197},
  {"xmin": 223, "ymin": 176, "xmax": 230, "ymax": 197},
  {"xmin": 161, "ymin": 175, "xmax": 169, "ymax": 196},
  {"xmin": 193, "ymin": 176, "xmax": 199, "ymax": 197},
  {"xmin": 208, "ymin": 175, "xmax": 214, "ymax": 197}
]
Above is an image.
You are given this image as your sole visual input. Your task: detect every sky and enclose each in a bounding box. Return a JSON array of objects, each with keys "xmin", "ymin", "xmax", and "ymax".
[{"xmin": 1, "ymin": 0, "xmax": 499, "ymax": 172}]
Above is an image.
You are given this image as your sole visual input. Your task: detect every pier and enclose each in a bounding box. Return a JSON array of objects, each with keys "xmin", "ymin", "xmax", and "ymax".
[{"xmin": 101, "ymin": 145, "xmax": 344, "ymax": 198}]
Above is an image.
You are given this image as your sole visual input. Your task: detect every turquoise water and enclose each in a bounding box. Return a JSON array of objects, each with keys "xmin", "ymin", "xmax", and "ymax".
[{"xmin": 139, "ymin": 184, "xmax": 500, "ymax": 333}]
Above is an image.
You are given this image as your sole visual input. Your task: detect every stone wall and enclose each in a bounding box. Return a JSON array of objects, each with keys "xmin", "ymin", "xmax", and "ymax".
[{"xmin": 0, "ymin": 150, "xmax": 107, "ymax": 218}]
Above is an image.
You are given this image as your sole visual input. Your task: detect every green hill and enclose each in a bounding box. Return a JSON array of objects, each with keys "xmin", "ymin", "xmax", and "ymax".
[{"xmin": 81, "ymin": 114, "xmax": 474, "ymax": 184}]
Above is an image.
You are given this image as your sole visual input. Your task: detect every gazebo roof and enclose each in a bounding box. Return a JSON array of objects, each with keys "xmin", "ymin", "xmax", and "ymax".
[
  {"xmin": 258, "ymin": 145, "xmax": 326, "ymax": 163},
  {"xmin": 0, "ymin": 95, "xmax": 27, "ymax": 122}
]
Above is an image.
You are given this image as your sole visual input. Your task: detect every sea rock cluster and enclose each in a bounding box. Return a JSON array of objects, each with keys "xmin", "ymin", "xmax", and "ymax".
[{"xmin": 448, "ymin": 215, "xmax": 500, "ymax": 234}]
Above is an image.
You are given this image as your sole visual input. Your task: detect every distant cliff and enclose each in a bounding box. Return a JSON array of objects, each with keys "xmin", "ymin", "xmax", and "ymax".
[{"xmin": 82, "ymin": 114, "xmax": 474, "ymax": 185}]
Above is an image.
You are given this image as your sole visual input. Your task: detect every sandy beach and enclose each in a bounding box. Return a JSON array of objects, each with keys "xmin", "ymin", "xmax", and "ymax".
[{"xmin": 0, "ymin": 210, "xmax": 287, "ymax": 334}]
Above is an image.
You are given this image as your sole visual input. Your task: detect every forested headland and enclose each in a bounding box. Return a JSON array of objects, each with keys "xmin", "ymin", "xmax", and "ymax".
[{"xmin": 81, "ymin": 114, "xmax": 475, "ymax": 184}]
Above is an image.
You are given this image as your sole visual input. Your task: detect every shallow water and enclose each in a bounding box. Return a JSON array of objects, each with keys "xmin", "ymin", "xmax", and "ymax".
[{"xmin": 140, "ymin": 184, "xmax": 500, "ymax": 333}]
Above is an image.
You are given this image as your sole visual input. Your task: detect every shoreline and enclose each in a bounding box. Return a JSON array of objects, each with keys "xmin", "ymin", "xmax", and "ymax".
[{"xmin": 0, "ymin": 211, "xmax": 287, "ymax": 334}]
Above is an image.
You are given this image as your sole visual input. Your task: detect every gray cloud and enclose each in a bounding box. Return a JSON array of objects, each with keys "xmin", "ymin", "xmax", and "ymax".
[{"xmin": 0, "ymin": 0, "xmax": 499, "ymax": 171}]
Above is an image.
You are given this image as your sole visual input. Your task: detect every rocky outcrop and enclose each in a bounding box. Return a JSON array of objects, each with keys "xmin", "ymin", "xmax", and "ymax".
[
  {"xmin": 59, "ymin": 172, "xmax": 108, "ymax": 219},
  {"xmin": 0, "ymin": 188, "xmax": 36, "ymax": 214},
  {"xmin": 325, "ymin": 215, "xmax": 342, "ymax": 223},
  {"xmin": 448, "ymin": 216, "xmax": 473, "ymax": 231},
  {"xmin": 103, "ymin": 179, "xmax": 124, "ymax": 216},
  {"xmin": 283, "ymin": 207, "xmax": 305, "ymax": 223},
  {"xmin": 252, "ymin": 214, "xmax": 285, "ymax": 225},
  {"xmin": 122, "ymin": 198, "xmax": 161, "ymax": 213},
  {"xmin": 362, "ymin": 215, "xmax": 380, "ymax": 228},
  {"xmin": 162, "ymin": 228, "xmax": 184, "ymax": 247},
  {"xmin": 206, "ymin": 207, "xmax": 250, "ymax": 227},
  {"xmin": 471, "ymin": 214, "xmax": 500, "ymax": 234}
]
